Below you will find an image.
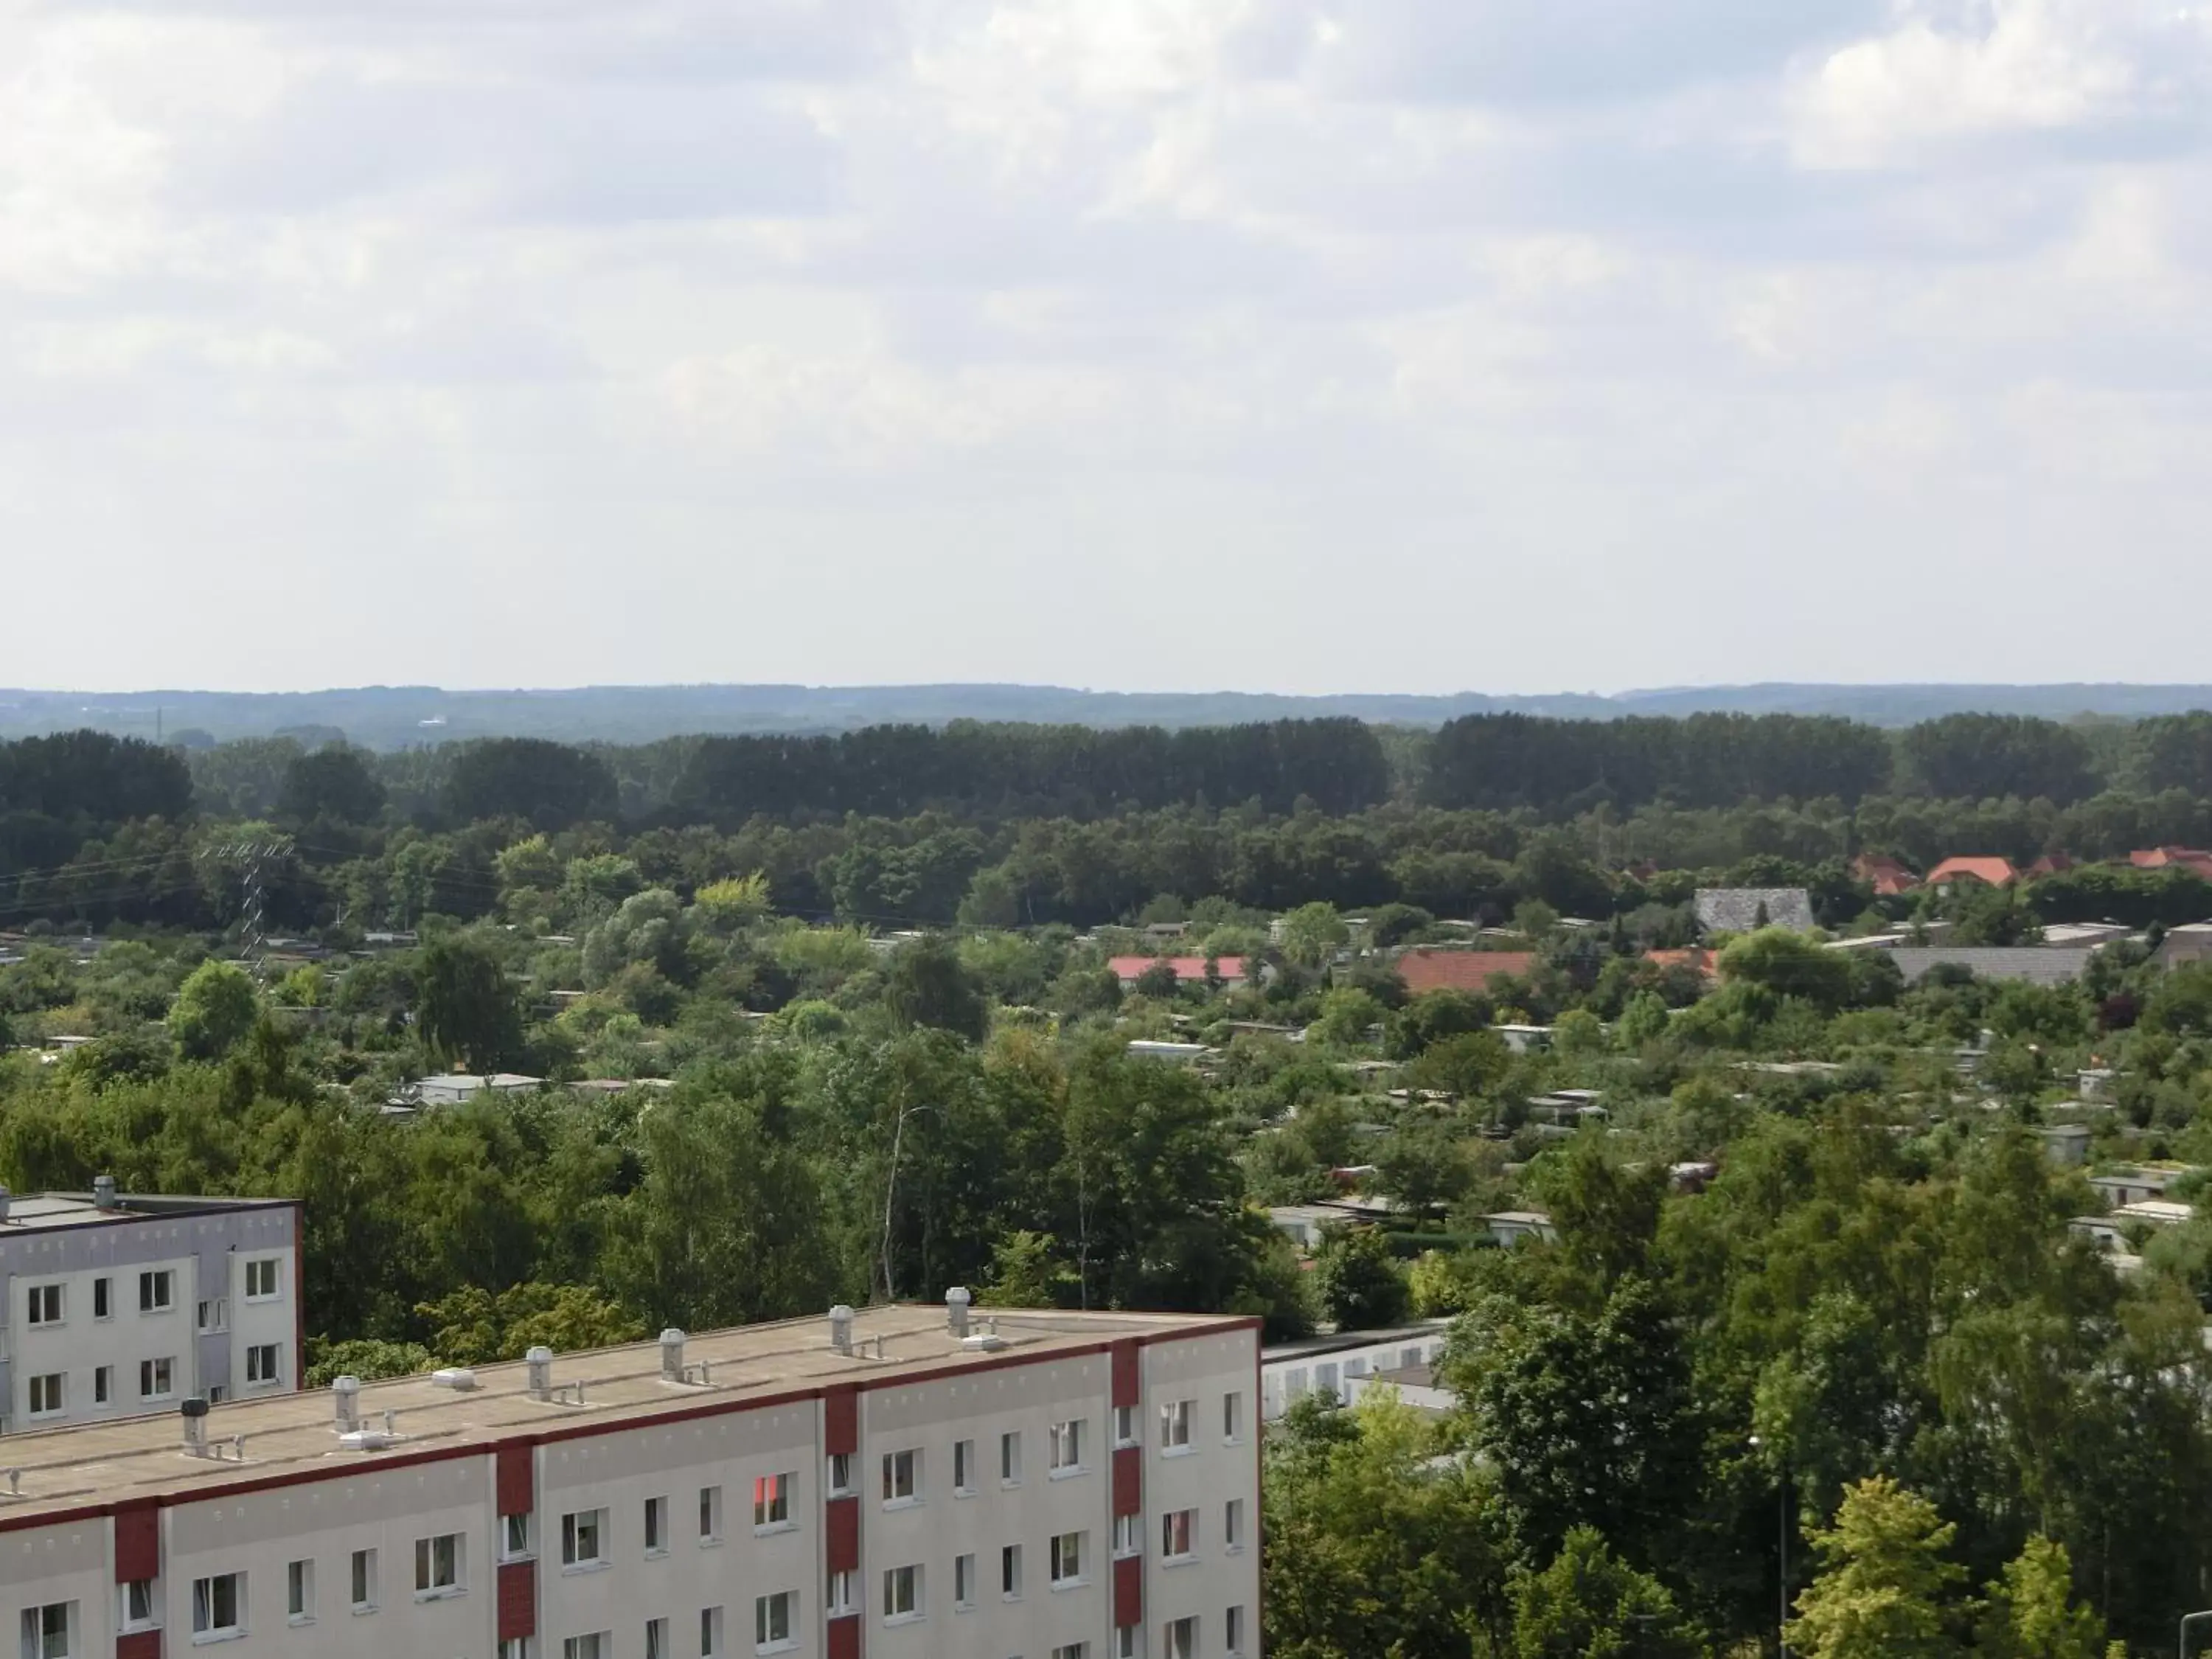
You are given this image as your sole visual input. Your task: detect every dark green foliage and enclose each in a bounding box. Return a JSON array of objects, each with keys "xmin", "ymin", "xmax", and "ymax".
[
  {"xmin": 416, "ymin": 933, "xmax": 524, "ymax": 1070},
  {"xmin": 442, "ymin": 737, "xmax": 619, "ymax": 830},
  {"xmin": 1900, "ymin": 714, "xmax": 2096, "ymax": 804},
  {"xmin": 1314, "ymin": 1226, "xmax": 1411, "ymax": 1329},
  {"xmin": 279, "ymin": 745, "xmax": 386, "ymax": 824},
  {"xmin": 883, "ymin": 936, "xmax": 988, "ymax": 1042}
]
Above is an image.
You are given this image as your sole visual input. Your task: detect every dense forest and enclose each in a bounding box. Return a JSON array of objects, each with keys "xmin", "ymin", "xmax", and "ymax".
[{"xmin": 12, "ymin": 714, "xmax": 2212, "ymax": 1652}]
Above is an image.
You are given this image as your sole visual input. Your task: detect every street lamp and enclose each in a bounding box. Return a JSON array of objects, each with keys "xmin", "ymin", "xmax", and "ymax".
[
  {"xmin": 2181, "ymin": 1607, "xmax": 2212, "ymax": 1658},
  {"xmin": 1748, "ymin": 1436, "xmax": 1790, "ymax": 1659}
]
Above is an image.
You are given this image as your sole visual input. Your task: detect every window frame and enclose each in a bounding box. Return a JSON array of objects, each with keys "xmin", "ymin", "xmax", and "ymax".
[
  {"xmin": 882, "ymin": 1564, "xmax": 922, "ymax": 1624},
  {"xmin": 1048, "ymin": 1417, "xmax": 1085, "ymax": 1476},
  {"xmin": 753, "ymin": 1470, "xmax": 795, "ymax": 1531},
  {"xmin": 1161, "ymin": 1509, "xmax": 1197, "ymax": 1563},
  {"xmin": 754, "ymin": 1590, "xmax": 796, "ymax": 1653},
  {"xmin": 139, "ymin": 1270, "xmax": 174, "ymax": 1314},
  {"xmin": 561, "ymin": 1508, "xmax": 608, "ymax": 1571},
  {"xmin": 881, "ymin": 1448, "xmax": 919, "ymax": 1507},
  {"xmin": 1160, "ymin": 1399, "xmax": 1194, "ymax": 1453},
  {"xmin": 349, "ymin": 1545, "xmax": 378, "ymax": 1613},
  {"xmin": 414, "ymin": 1532, "xmax": 463, "ymax": 1599},
  {"xmin": 286, "ymin": 1558, "xmax": 315, "ymax": 1624},
  {"xmin": 138, "ymin": 1357, "xmax": 175, "ymax": 1401},
  {"xmin": 25, "ymin": 1283, "xmax": 63, "ymax": 1327},
  {"xmin": 192, "ymin": 1571, "xmax": 244, "ymax": 1639},
  {"xmin": 27, "ymin": 1371, "xmax": 65, "ymax": 1419},
  {"xmin": 21, "ymin": 1600, "xmax": 72, "ymax": 1659},
  {"xmin": 1049, "ymin": 1530, "xmax": 1087, "ymax": 1589},
  {"xmin": 246, "ymin": 1342, "xmax": 281, "ymax": 1387}
]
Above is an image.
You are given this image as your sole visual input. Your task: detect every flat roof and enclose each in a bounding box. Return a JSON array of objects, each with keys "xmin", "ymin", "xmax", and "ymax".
[
  {"xmin": 0, "ymin": 1304, "xmax": 1243, "ymax": 1530},
  {"xmin": 1262, "ymin": 1320, "xmax": 1448, "ymax": 1364},
  {"xmin": 0, "ymin": 1192, "xmax": 293, "ymax": 1233}
]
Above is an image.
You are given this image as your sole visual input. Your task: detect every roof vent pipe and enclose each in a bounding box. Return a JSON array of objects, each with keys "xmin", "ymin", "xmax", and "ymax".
[
  {"xmin": 828, "ymin": 1306, "xmax": 855, "ymax": 1357},
  {"xmin": 180, "ymin": 1397, "xmax": 209, "ymax": 1456},
  {"xmin": 526, "ymin": 1346, "xmax": 554, "ymax": 1402},
  {"xmin": 92, "ymin": 1175, "xmax": 118, "ymax": 1211},
  {"xmin": 333, "ymin": 1376, "xmax": 361, "ymax": 1434},
  {"xmin": 660, "ymin": 1329, "xmax": 686, "ymax": 1382},
  {"xmin": 0, "ymin": 1186, "xmax": 12, "ymax": 1224},
  {"xmin": 946, "ymin": 1286, "xmax": 972, "ymax": 1340}
]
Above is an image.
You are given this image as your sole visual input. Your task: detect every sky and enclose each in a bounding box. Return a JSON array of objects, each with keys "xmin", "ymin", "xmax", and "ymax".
[{"xmin": 4, "ymin": 0, "xmax": 2211, "ymax": 697}]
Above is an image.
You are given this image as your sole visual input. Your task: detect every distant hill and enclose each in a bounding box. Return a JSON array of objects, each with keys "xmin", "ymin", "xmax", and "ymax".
[{"xmin": 1, "ymin": 682, "xmax": 2208, "ymax": 750}]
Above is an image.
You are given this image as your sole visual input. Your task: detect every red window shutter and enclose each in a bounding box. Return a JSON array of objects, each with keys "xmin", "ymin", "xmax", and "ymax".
[
  {"xmin": 827, "ymin": 1495, "xmax": 860, "ymax": 1573},
  {"xmin": 498, "ymin": 1559, "xmax": 536, "ymax": 1641},
  {"xmin": 1114, "ymin": 1553, "xmax": 1144, "ymax": 1626},
  {"xmin": 114, "ymin": 1501, "xmax": 159, "ymax": 1583},
  {"xmin": 116, "ymin": 1633, "xmax": 161, "ymax": 1659},
  {"xmin": 1113, "ymin": 1444, "xmax": 1142, "ymax": 1516},
  {"xmin": 827, "ymin": 1613, "xmax": 861, "ymax": 1659},
  {"xmin": 824, "ymin": 1385, "xmax": 858, "ymax": 1456},
  {"xmin": 496, "ymin": 1442, "xmax": 535, "ymax": 1515},
  {"xmin": 1110, "ymin": 1339, "xmax": 1140, "ymax": 1408}
]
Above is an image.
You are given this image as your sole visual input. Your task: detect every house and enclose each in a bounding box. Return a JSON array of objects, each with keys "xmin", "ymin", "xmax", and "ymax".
[
  {"xmin": 1125, "ymin": 1040, "xmax": 1212, "ymax": 1064},
  {"xmin": 1394, "ymin": 950, "xmax": 1539, "ymax": 996},
  {"xmin": 2024, "ymin": 854, "xmax": 2077, "ymax": 879},
  {"xmin": 2068, "ymin": 1216, "xmax": 2141, "ymax": 1269},
  {"xmin": 408, "ymin": 1072, "xmax": 545, "ymax": 1107},
  {"xmin": 1495, "ymin": 1023, "xmax": 1554, "ymax": 1054},
  {"xmin": 1925, "ymin": 857, "xmax": 2019, "ymax": 891},
  {"xmin": 2088, "ymin": 1164, "xmax": 2199, "ymax": 1207},
  {"xmin": 1484, "ymin": 1210, "xmax": 1558, "ymax": 1248},
  {"xmin": 1694, "ymin": 888, "xmax": 1815, "ymax": 935},
  {"xmin": 1851, "ymin": 854, "xmax": 1921, "ymax": 896},
  {"xmin": 2078, "ymin": 1067, "xmax": 2119, "ymax": 1099},
  {"xmin": 1261, "ymin": 1321, "xmax": 1452, "ymax": 1420},
  {"xmin": 2130, "ymin": 846, "xmax": 2212, "ymax": 879},
  {"xmin": 2157, "ymin": 922, "xmax": 2212, "ymax": 972},
  {"xmin": 1107, "ymin": 955, "xmax": 1250, "ymax": 989},
  {"xmin": 1885, "ymin": 948, "xmax": 2099, "ymax": 987},
  {"xmin": 1644, "ymin": 947, "xmax": 1720, "ymax": 981},
  {"xmin": 2038, "ymin": 1124, "xmax": 2093, "ymax": 1166},
  {"xmin": 2041, "ymin": 922, "xmax": 2133, "ymax": 948},
  {"xmin": 2115, "ymin": 1198, "xmax": 2194, "ymax": 1230}
]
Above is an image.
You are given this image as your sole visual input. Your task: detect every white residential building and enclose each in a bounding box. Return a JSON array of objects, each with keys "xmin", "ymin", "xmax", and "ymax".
[
  {"xmin": 0, "ymin": 1301, "xmax": 1258, "ymax": 1659},
  {"xmin": 0, "ymin": 1181, "xmax": 301, "ymax": 1434},
  {"xmin": 1262, "ymin": 1322, "xmax": 1450, "ymax": 1421}
]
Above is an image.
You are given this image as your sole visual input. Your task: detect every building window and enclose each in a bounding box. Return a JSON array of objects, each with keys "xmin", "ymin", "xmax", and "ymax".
[
  {"xmin": 1049, "ymin": 1531, "xmax": 1086, "ymax": 1588},
  {"xmin": 753, "ymin": 1472, "xmax": 793, "ymax": 1529},
  {"xmin": 1222, "ymin": 1392, "xmax": 1243, "ymax": 1444},
  {"xmin": 139, "ymin": 1357, "xmax": 175, "ymax": 1400},
  {"xmin": 561, "ymin": 1509, "xmax": 607, "ymax": 1569},
  {"xmin": 644, "ymin": 1616, "xmax": 669, "ymax": 1659},
  {"xmin": 954, "ymin": 1553, "xmax": 976, "ymax": 1610},
  {"xmin": 502, "ymin": 1514, "xmax": 532, "ymax": 1559},
  {"xmin": 1163, "ymin": 1616, "xmax": 1197, "ymax": 1659},
  {"xmin": 1113, "ymin": 1514, "xmax": 1141, "ymax": 1559},
  {"xmin": 1226, "ymin": 1604, "xmax": 1247, "ymax": 1656},
  {"xmin": 1048, "ymin": 1419, "xmax": 1085, "ymax": 1475},
  {"xmin": 246, "ymin": 1257, "xmax": 281, "ymax": 1299},
  {"xmin": 139, "ymin": 1270, "xmax": 174, "ymax": 1313},
  {"xmin": 1000, "ymin": 1430, "xmax": 1023, "ymax": 1485},
  {"xmin": 197, "ymin": 1298, "xmax": 228, "ymax": 1334},
  {"xmin": 828, "ymin": 1570, "xmax": 855, "ymax": 1616},
  {"xmin": 562, "ymin": 1635, "xmax": 609, "ymax": 1659},
  {"xmin": 27, "ymin": 1373, "xmax": 64, "ymax": 1418},
  {"xmin": 192, "ymin": 1573, "xmax": 243, "ymax": 1639},
  {"xmin": 500, "ymin": 1642, "xmax": 534, "ymax": 1659},
  {"xmin": 754, "ymin": 1591, "xmax": 795, "ymax": 1652},
  {"xmin": 287, "ymin": 1559, "xmax": 315, "ymax": 1624},
  {"xmin": 246, "ymin": 1343, "xmax": 281, "ymax": 1386},
  {"xmin": 26, "ymin": 1284, "xmax": 62, "ymax": 1326},
  {"xmin": 350, "ymin": 1547, "xmax": 378, "ymax": 1612},
  {"xmin": 19, "ymin": 1601, "xmax": 72, "ymax": 1659},
  {"xmin": 208, "ymin": 1385, "xmax": 226, "ymax": 1405},
  {"xmin": 92, "ymin": 1279, "xmax": 111, "ymax": 1321},
  {"xmin": 94, "ymin": 1367, "xmax": 112, "ymax": 1406},
  {"xmin": 121, "ymin": 1581, "xmax": 155, "ymax": 1630},
  {"xmin": 953, "ymin": 1437, "xmax": 977, "ymax": 1495},
  {"xmin": 700, "ymin": 1484, "xmax": 723, "ymax": 1543},
  {"xmin": 1160, "ymin": 1399, "xmax": 1193, "ymax": 1452},
  {"xmin": 827, "ymin": 1452, "xmax": 854, "ymax": 1495},
  {"xmin": 1116, "ymin": 1627, "xmax": 1142, "ymax": 1659},
  {"xmin": 1225, "ymin": 1498, "xmax": 1245, "ymax": 1551},
  {"xmin": 1052, "ymin": 1645, "xmax": 1089, "ymax": 1659},
  {"xmin": 883, "ymin": 1565, "xmax": 922, "ymax": 1624},
  {"xmin": 882, "ymin": 1448, "xmax": 919, "ymax": 1506},
  {"xmin": 414, "ymin": 1532, "xmax": 462, "ymax": 1596},
  {"xmin": 1113, "ymin": 1405, "xmax": 1138, "ymax": 1447},
  {"xmin": 1161, "ymin": 1509, "xmax": 1196, "ymax": 1562},
  {"xmin": 644, "ymin": 1495, "xmax": 669, "ymax": 1555},
  {"xmin": 1001, "ymin": 1544, "xmax": 1023, "ymax": 1601},
  {"xmin": 700, "ymin": 1607, "xmax": 724, "ymax": 1658}
]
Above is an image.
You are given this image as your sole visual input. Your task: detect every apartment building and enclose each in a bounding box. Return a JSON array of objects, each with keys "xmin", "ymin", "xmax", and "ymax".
[
  {"xmin": 0, "ymin": 1182, "xmax": 302, "ymax": 1436},
  {"xmin": 0, "ymin": 1298, "xmax": 1259, "ymax": 1659}
]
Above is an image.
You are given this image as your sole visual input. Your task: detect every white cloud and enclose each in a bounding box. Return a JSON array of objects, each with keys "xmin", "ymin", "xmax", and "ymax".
[{"xmin": 2, "ymin": 0, "xmax": 2211, "ymax": 694}]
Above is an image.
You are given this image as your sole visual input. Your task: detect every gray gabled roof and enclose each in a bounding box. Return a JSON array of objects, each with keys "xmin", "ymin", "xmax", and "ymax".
[
  {"xmin": 1695, "ymin": 887, "xmax": 1815, "ymax": 933},
  {"xmin": 1888, "ymin": 947, "xmax": 2098, "ymax": 986}
]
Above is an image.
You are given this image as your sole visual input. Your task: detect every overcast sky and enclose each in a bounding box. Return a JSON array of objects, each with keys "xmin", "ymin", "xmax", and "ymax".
[{"xmin": 4, "ymin": 0, "xmax": 2209, "ymax": 696}]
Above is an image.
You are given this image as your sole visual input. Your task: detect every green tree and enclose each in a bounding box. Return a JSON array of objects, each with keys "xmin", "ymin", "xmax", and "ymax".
[
  {"xmin": 1787, "ymin": 1476, "xmax": 1966, "ymax": 1659},
  {"xmin": 883, "ymin": 936, "xmax": 989, "ymax": 1043},
  {"xmin": 1719, "ymin": 928, "xmax": 1854, "ymax": 1011},
  {"xmin": 415, "ymin": 934, "xmax": 524, "ymax": 1071},
  {"xmin": 1311, "ymin": 987, "xmax": 1386, "ymax": 1050},
  {"xmin": 1279, "ymin": 902, "xmax": 1349, "ymax": 970},
  {"xmin": 974, "ymin": 1229, "xmax": 1076, "ymax": 1309},
  {"xmin": 1977, "ymin": 1536, "xmax": 2105, "ymax": 1659},
  {"xmin": 694, "ymin": 872, "xmax": 773, "ymax": 927},
  {"xmin": 167, "ymin": 959, "xmax": 260, "ymax": 1060},
  {"xmin": 1510, "ymin": 1526, "xmax": 1711, "ymax": 1659},
  {"xmin": 1405, "ymin": 1029, "xmax": 1512, "ymax": 1100},
  {"xmin": 277, "ymin": 745, "xmax": 386, "ymax": 824},
  {"xmin": 1314, "ymin": 1226, "xmax": 1410, "ymax": 1330},
  {"xmin": 305, "ymin": 1338, "xmax": 435, "ymax": 1388},
  {"xmin": 418, "ymin": 1282, "xmax": 646, "ymax": 1366}
]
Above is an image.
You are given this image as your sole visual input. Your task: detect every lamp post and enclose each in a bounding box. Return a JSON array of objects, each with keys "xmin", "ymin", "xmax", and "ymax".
[
  {"xmin": 2181, "ymin": 1607, "xmax": 2212, "ymax": 1658},
  {"xmin": 1749, "ymin": 1436, "xmax": 1790, "ymax": 1659}
]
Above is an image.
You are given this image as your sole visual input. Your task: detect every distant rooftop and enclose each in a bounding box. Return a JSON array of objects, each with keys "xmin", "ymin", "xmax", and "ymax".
[
  {"xmin": 0, "ymin": 1303, "xmax": 1241, "ymax": 1529},
  {"xmin": 1695, "ymin": 888, "xmax": 1815, "ymax": 933},
  {"xmin": 0, "ymin": 1189, "xmax": 292, "ymax": 1233}
]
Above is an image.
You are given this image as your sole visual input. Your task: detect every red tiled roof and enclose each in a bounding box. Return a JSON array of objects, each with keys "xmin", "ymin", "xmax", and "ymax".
[
  {"xmin": 2025, "ymin": 854, "xmax": 2076, "ymax": 878},
  {"xmin": 2132, "ymin": 847, "xmax": 2212, "ymax": 873},
  {"xmin": 1646, "ymin": 948, "xmax": 1719, "ymax": 981},
  {"xmin": 1926, "ymin": 857, "xmax": 2017, "ymax": 888},
  {"xmin": 1396, "ymin": 950, "xmax": 1539, "ymax": 995},
  {"xmin": 1853, "ymin": 855, "xmax": 1921, "ymax": 897},
  {"xmin": 1107, "ymin": 956, "xmax": 1248, "ymax": 984}
]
